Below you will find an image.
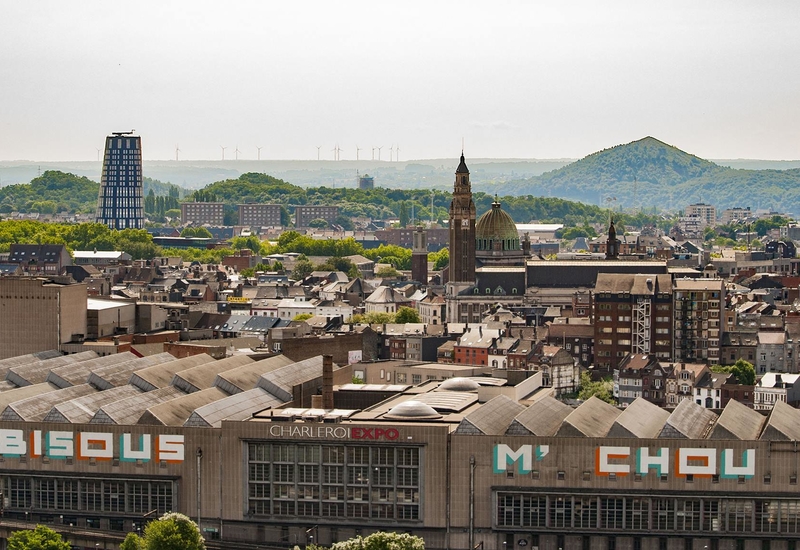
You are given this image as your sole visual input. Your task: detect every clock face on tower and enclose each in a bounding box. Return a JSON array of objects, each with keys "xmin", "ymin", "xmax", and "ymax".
[{"xmin": 461, "ymin": 219, "xmax": 470, "ymax": 227}]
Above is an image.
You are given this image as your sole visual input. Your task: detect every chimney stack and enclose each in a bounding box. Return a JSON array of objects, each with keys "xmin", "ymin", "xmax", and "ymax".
[{"xmin": 322, "ymin": 355, "xmax": 335, "ymax": 410}]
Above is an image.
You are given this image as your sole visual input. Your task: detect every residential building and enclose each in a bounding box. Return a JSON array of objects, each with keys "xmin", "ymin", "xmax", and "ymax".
[
  {"xmin": 593, "ymin": 273, "xmax": 673, "ymax": 372},
  {"xmin": 694, "ymin": 371, "xmax": 732, "ymax": 409},
  {"xmin": 719, "ymin": 206, "xmax": 752, "ymax": 225},
  {"xmin": 365, "ymin": 286, "xmax": 411, "ymax": 315},
  {"xmin": 545, "ymin": 318, "xmax": 594, "ymax": 368},
  {"xmin": 294, "ymin": 205, "xmax": 339, "ymax": 227},
  {"xmin": 7, "ymin": 244, "xmax": 72, "ymax": 275},
  {"xmin": 452, "ymin": 326, "xmax": 503, "ymax": 366},
  {"xmin": 673, "ymin": 277, "xmax": 725, "ymax": 363},
  {"xmin": 96, "ymin": 131, "xmax": 144, "ymax": 229},
  {"xmin": 418, "ymin": 293, "xmax": 446, "ymax": 325},
  {"xmin": 238, "ymin": 203, "xmax": 282, "ymax": 227},
  {"xmin": 754, "ymin": 372, "xmax": 800, "ymax": 410},
  {"xmin": 532, "ymin": 345, "xmax": 579, "ymax": 395},
  {"xmin": 614, "ymin": 354, "xmax": 671, "ymax": 407},
  {"xmin": 757, "ymin": 331, "xmax": 786, "ymax": 374},
  {"xmin": 685, "ymin": 203, "xmax": 717, "ymax": 226},
  {"xmin": 73, "ymin": 250, "xmax": 132, "ymax": 266},
  {"xmin": 181, "ymin": 202, "xmax": 224, "ymax": 225},
  {"xmin": 665, "ymin": 362, "xmax": 709, "ymax": 406}
]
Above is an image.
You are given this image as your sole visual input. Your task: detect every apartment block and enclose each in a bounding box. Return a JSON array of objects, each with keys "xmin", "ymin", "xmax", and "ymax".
[
  {"xmin": 238, "ymin": 204, "xmax": 282, "ymax": 227},
  {"xmin": 673, "ymin": 278, "xmax": 725, "ymax": 363},
  {"xmin": 294, "ymin": 205, "xmax": 339, "ymax": 227},
  {"xmin": 181, "ymin": 202, "xmax": 224, "ymax": 225}
]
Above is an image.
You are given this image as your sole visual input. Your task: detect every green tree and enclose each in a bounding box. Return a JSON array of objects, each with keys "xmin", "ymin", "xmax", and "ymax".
[
  {"xmin": 332, "ymin": 531, "xmax": 424, "ymax": 550},
  {"xmin": 577, "ymin": 372, "xmax": 615, "ymax": 404},
  {"xmin": 141, "ymin": 512, "xmax": 205, "ymax": 550},
  {"xmin": 711, "ymin": 359, "xmax": 756, "ymax": 386},
  {"xmin": 293, "ymin": 313, "xmax": 313, "ymax": 322},
  {"xmin": 376, "ymin": 265, "xmax": 401, "ymax": 278},
  {"xmin": 181, "ymin": 227, "xmax": 213, "ymax": 239},
  {"xmin": 8, "ymin": 525, "xmax": 71, "ymax": 550},
  {"xmin": 292, "ymin": 259, "xmax": 314, "ymax": 280},
  {"xmin": 308, "ymin": 218, "xmax": 329, "ymax": 229},
  {"xmin": 428, "ymin": 247, "xmax": 449, "ymax": 270},
  {"xmin": 120, "ymin": 532, "xmax": 144, "ymax": 550},
  {"xmin": 398, "ymin": 201, "xmax": 410, "ymax": 227},
  {"xmin": 395, "ymin": 306, "xmax": 421, "ymax": 324}
]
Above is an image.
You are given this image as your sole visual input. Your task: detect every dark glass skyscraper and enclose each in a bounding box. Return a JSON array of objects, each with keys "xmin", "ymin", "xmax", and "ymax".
[{"xmin": 96, "ymin": 131, "xmax": 144, "ymax": 229}]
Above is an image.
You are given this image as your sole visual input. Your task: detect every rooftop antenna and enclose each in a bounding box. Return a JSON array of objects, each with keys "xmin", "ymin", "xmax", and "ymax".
[
  {"xmin": 220, "ymin": 146, "xmax": 227, "ymax": 161},
  {"xmin": 256, "ymin": 146, "xmax": 263, "ymax": 161},
  {"xmin": 356, "ymin": 145, "xmax": 361, "ymax": 161},
  {"xmin": 377, "ymin": 146, "xmax": 383, "ymax": 161},
  {"xmin": 175, "ymin": 144, "xmax": 180, "ymax": 162},
  {"xmin": 390, "ymin": 145, "xmax": 395, "ymax": 162},
  {"xmin": 316, "ymin": 145, "xmax": 321, "ymax": 161},
  {"xmin": 234, "ymin": 145, "xmax": 241, "ymax": 160}
]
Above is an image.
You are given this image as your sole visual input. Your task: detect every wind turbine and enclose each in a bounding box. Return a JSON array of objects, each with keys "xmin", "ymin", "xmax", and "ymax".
[
  {"xmin": 220, "ymin": 146, "xmax": 227, "ymax": 161},
  {"xmin": 389, "ymin": 145, "xmax": 394, "ymax": 162},
  {"xmin": 234, "ymin": 145, "xmax": 241, "ymax": 160},
  {"xmin": 316, "ymin": 145, "xmax": 321, "ymax": 161},
  {"xmin": 356, "ymin": 146, "xmax": 361, "ymax": 161},
  {"xmin": 175, "ymin": 144, "xmax": 181, "ymax": 162},
  {"xmin": 371, "ymin": 147, "xmax": 375, "ymax": 161},
  {"xmin": 376, "ymin": 146, "xmax": 383, "ymax": 161},
  {"xmin": 96, "ymin": 148, "xmax": 101, "ymax": 162},
  {"xmin": 396, "ymin": 145, "xmax": 400, "ymax": 162}
]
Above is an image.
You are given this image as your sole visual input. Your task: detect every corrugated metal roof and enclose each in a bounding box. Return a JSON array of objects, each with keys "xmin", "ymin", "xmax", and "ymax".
[
  {"xmin": 0, "ymin": 384, "xmax": 98, "ymax": 422},
  {"xmin": 215, "ymin": 355, "xmax": 295, "ymax": 395},
  {"xmin": 90, "ymin": 386, "xmax": 185, "ymax": 425},
  {"xmin": 47, "ymin": 352, "xmax": 138, "ymax": 388},
  {"xmin": 172, "ymin": 355, "xmax": 254, "ymax": 393},
  {"xmin": 710, "ymin": 398, "xmax": 765, "ymax": 440},
  {"xmin": 759, "ymin": 400, "xmax": 800, "ymax": 441},
  {"xmin": 454, "ymin": 395, "xmax": 525, "ymax": 435},
  {"xmin": 659, "ymin": 399, "xmax": 718, "ymax": 439},
  {"xmin": 506, "ymin": 397, "xmax": 573, "ymax": 436},
  {"xmin": 88, "ymin": 353, "xmax": 176, "ymax": 390},
  {"xmin": 129, "ymin": 354, "xmax": 216, "ymax": 392},
  {"xmin": 0, "ymin": 350, "xmax": 61, "ymax": 380},
  {"xmin": 43, "ymin": 385, "xmax": 142, "ymax": 424},
  {"xmin": 138, "ymin": 387, "xmax": 228, "ymax": 426},
  {"xmin": 557, "ymin": 396, "xmax": 621, "ymax": 437},
  {"xmin": 257, "ymin": 356, "xmax": 330, "ymax": 402},
  {"xmin": 184, "ymin": 388, "xmax": 285, "ymax": 428},
  {"xmin": 608, "ymin": 398, "xmax": 670, "ymax": 438},
  {"xmin": 6, "ymin": 351, "xmax": 98, "ymax": 387}
]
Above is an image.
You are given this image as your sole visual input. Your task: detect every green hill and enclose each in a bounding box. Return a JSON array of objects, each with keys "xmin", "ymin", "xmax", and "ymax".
[{"xmin": 497, "ymin": 137, "xmax": 800, "ymax": 214}]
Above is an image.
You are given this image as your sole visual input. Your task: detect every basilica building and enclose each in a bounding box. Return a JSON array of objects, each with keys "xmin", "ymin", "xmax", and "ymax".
[{"xmin": 446, "ymin": 154, "xmax": 530, "ymax": 323}]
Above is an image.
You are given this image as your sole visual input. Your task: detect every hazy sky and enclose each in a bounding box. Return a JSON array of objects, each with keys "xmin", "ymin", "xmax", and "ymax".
[{"xmin": 1, "ymin": 1, "xmax": 799, "ymax": 162}]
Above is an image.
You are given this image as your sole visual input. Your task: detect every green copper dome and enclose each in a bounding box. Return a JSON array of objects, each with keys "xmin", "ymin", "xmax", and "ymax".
[{"xmin": 475, "ymin": 199, "xmax": 520, "ymax": 252}]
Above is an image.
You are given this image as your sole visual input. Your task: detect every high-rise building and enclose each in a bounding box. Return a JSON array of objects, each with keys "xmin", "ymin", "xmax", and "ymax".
[{"xmin": 96, "ymin": 131, "xmax": 144, "ymax": 229}]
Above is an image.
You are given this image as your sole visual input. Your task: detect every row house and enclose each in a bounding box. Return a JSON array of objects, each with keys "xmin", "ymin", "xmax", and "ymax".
[
  {"xmin": 452, "ymin": 326, "xmax": 504, "ymax": 367},
  {"xmin": 546, "ymin": 319, "xmax": 594, "ymax": 368},
  {"xmin": 593, "ymin": 273, "xmax": 673, "ymax": 373},
  {"xmin": 665, "ymin": 362, "xmax": 709, "ymax": 406},
  {"xmin": 418, "ymin": 293, "xmax": 446, "ymax": 326},
  {"xmin": 694, "ymin": 371, "xmax": 734, "ymax": 409},
  {"xmin": 754, "ymin": 372, "xmax": 800, "ymax": 411},
  {"xmin": 531, "ymin": 345, "xmax": 579, "ymax": 395},
  {"xmin": 720, "ymin": 330, "xmax": 758, "ymax": 365},
  {"xmin": 614, "ymin": 354, "xmax": 669, "ymax": 408}
]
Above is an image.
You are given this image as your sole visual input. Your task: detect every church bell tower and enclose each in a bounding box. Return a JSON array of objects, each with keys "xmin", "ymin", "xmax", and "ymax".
[{"xmin": 448, "ymin": 153, "xmax": 476, "ymax": 284}]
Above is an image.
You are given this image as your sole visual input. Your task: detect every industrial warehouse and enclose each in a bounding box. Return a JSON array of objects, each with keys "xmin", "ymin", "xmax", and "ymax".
[{"xmin": 0, "ymin": 350, "xmax": 800, "ymax": 550}]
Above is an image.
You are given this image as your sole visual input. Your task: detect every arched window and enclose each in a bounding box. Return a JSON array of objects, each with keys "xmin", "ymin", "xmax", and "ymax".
[
  {"xmin": 512, "ymin": 288, "xmax": 518, "ymax": 294},
  {"xmin": 486, "ymin": 288, "xmax": 491, "ymax": 294}
]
